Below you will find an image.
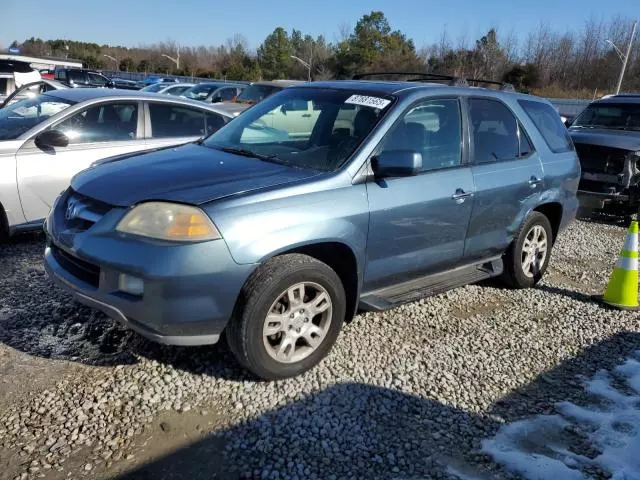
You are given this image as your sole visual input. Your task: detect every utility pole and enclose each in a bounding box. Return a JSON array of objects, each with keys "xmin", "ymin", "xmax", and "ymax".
[
  {"xmin": 290, "ymin": 55, "xmax": 312, "ymax": 81},
  {"xmin": 103, "ymin": 54, "xmax": 118, "ymax": 70},
  {"xmin": 606, "ymin": 21, "xmax": 637, "ymax": 95},
  {"xmin": 161, "ymin": 45, "xmax": 180, "ymax": 71}
]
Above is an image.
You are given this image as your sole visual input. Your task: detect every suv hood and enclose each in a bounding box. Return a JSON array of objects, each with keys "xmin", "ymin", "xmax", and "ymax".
[
  {"xmin": 71, "ymin": 143, "xmax": 322, "ymax": 207},
  {"xmin": 569, "ymin": 128, "xmax": 640, "ymax": 151}
]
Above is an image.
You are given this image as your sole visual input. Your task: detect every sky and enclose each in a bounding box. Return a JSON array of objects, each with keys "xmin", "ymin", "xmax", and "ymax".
[{"xmin": 1, "ymin": 0, "xmax": 638, "ymax": 52}]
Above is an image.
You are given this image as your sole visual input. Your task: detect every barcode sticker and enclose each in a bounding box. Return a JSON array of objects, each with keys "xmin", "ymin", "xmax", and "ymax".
[{"xmin": 345, "ymin": 94, "xmax": 391, "ymax": 109}]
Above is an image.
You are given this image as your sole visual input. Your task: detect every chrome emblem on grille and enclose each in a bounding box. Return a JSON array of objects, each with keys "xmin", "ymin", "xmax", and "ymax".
[{"xmin": 65, "ymin": 198, "xmax": 79, "ymax": 220}]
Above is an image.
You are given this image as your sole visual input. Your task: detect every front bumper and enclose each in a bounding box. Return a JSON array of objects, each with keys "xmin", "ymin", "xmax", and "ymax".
[{"xmin": 44, "ymin": 199, "xmax": 256, "ymax": 346}]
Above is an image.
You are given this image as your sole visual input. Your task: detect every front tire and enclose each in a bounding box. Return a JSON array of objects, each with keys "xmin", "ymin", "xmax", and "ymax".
[
  {"xmin": 501, "ymin": 212, "xmax": 553, "ymax": 288},
  {"xmin": 226, "ymin": 254, "xmax": 346, "ymax": 380}
]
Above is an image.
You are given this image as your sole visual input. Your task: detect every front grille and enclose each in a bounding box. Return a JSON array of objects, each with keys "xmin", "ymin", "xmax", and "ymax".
[
  {"xmin": 63, "ymin": 190, "xmax": 112, "ymax": 232},
  {"xmin": 574, "ymin": 143, "xmax": 629, "ymax": 175},
  {"xmin": 51, "ymin": 245, "xmax": 100, "ymax": 288}
]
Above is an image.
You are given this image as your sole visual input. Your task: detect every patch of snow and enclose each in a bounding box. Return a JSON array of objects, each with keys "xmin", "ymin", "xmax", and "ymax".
[{"xmin": 482, "ymin": 352, "xmax": 640, "ymax": 480}]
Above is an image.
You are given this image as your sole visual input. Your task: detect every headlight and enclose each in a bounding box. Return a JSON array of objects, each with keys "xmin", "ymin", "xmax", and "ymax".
[{"xmin": 116, "ymin": 202, "xmax": 221, "ymax": 242}]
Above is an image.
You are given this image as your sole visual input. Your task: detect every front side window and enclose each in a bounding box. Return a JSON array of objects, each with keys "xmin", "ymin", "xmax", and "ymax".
[
  {"xmin": 88, "ymin": 73, "xmax": 108, "ymax": 86},
  {"xmin": 204, "ymin": 88, "xmax": 392, "ymax": 171},
  {"xmin": 68, "ymin": 71, "xmax": 88, "ymax": 84},
  {"xmin": 55, "ymin": 102, "xmax": 138, "ymax": 143},
  {"xmin": 235, "ymin": 85, "xmax": 280, "ymax": 104},
  {"xmin": 219, "ymin": 88, "xmax": 238, "ymax": 102},
  {"xmin": 379, "ymin": 99, "xmax": 462, "ymax": 172},
  {"xmin": 142, "ymin": 83, "xmax": 166, "ymax": 93},
  {"xmin": 469, "ymin": 98, "xmax": 519, "ymax": 163},
  {"xmin": 148, "ymin": 103, "xmax": 207, "ymax": 138},
  {"xmin": 0, "ymin": 94, "xmax": 75, "ymax": 140},
  {"xmin": 518, "ymin": 99, "xmax": 573, "ymax": 153},
  {"xmin": 166, "ymin": 85, "xmax": 191, "ymax": 96},
  {"xmin": 182, "ymin": 84, "xmax": 219, "ymax": 101},
  {"xmin": 572, "ymin": 102, "xmax": 640, "ymax": 131}
]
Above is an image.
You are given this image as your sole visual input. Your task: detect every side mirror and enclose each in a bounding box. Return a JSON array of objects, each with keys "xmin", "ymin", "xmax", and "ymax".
[
  {"xmin": 35, "ymin": 129, "xmax": 69, "ymax": 149},
  {"xmin": 211, "ymin": 96, "xmax": 222, "ymax": 103},
  {"xmin": 563, "ymin": 117, "xmax": 572, "ymax": 127},
  {"xmin": 372, "ymin": 150, "xmax": 422, "ymax": 178},
  {"xmin": 280, "ymin": 103, "xmax": 288, "ymax": 115}
]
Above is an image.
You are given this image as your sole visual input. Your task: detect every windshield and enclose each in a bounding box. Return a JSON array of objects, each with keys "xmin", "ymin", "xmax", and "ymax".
[
  {"xmin": 0, "ymin": 94, "xmax": 75, "ymax": 140},
  {"xmin": 572, "ymin": 103, "xmax": 640, "ymax": 130},
  {"xmin": 236, "ymin": 84, "xmax": 281, "ymax": 104},
  {"xmin": 182, "ymin": 84, "xmax": 221, "ymax": 100},
  {"xmin": 142, "ymin": 83, "xmax": 166, "ymax": 93},
  {"xmin": 204, "ymin": 88, "xmax": 393, "ymax": 172}
]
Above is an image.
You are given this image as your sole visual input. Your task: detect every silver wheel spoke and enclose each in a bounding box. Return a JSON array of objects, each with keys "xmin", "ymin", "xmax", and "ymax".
[
  {"xmin": 538, "ymin": 238, "xmax": 548, "ymax": 252},
  {"xmin": 303, "ymin": 324, "xmax": 324, "ymax": 348},
  {"xmin": 306, "ymin": 292, "xmax": 330, "ymax": 316},
  {"xmin": 264, "ymin": 314, "xmax": 286, "ymax": 336},
  {"xmin": 276, "ymin": 334, "xmax": 296, "ymax": 361},
  {"xmin": 287, "ymin": 284, "xmax": 305, "ymax": 307}
]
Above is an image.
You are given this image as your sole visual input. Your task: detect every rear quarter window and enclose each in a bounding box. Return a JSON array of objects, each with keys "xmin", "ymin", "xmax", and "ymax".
[{"xmin": 518, "ymin": 99, "xmax": 574, "ymax": 153}]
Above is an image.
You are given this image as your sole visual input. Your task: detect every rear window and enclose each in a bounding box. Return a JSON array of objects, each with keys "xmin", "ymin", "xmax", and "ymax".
[{"xmin": 518, "ymin": 100, "xmax": 573, "ymax": 153}]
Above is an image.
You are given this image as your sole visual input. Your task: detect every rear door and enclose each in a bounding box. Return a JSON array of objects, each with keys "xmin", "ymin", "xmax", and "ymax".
[
  {"xmin": 16, "ymin": 100, "xmax": 145, "ymax": 221},
  {"xmin": 145, "ymin": 102, "xmax": 227, "ymax": 147},
  {"xmin": 463, "ymin": 97, "xmax": 545, "ymax": 261}
]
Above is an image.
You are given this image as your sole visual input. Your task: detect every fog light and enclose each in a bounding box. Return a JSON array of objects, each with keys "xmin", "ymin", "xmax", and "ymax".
[{"xmin": 118, "ymin": 274, "xmax": 144, "ymax": 296}]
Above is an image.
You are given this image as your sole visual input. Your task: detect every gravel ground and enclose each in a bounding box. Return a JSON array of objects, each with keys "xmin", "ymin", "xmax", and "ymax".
[{"xmin": 1, "ymin": 217, "xmax": 640, "ymax": 480}]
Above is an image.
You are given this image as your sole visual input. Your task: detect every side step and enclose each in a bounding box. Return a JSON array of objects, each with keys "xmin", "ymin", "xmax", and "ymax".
[{"xmin": 359, "ymin": 257, "xmax": 503, "ymax": 311}]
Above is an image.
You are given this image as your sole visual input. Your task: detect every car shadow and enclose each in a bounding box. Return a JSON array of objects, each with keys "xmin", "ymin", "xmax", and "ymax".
[
  {"xmin": 115, "ymin": 331, "xmax": 640, "ymax": 480},
  {"xmin": 576, "ymin": 207, "xmax": 632, "ymax": 227},
  {"xmin": 0, "ymin": 235, "xmax": 252, "ymax": 381}
]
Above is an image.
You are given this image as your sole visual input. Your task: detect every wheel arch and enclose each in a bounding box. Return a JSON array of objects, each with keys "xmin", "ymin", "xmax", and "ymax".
[
  {"xmin": 533, "ymin": 202, "xmax": 563, "ymax": 243},
  {"xmin": 263, "ymin": 241, "xmax": 360, "ymax": 323}
]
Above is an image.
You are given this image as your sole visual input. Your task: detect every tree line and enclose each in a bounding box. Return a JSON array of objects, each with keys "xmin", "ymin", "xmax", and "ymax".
[{"xmin": 9, "ymin": 11, "xmax": 640, "ymax": 97}]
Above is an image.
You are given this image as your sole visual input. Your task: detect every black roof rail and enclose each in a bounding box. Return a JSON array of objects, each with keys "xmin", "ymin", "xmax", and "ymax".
[
  {"xmin": 466, "ymin": 78, "xmax": 515, "ymax": 91},
  {"xmin": 352, "ymin": 71, "xmax": 468, "ymax": 87}
]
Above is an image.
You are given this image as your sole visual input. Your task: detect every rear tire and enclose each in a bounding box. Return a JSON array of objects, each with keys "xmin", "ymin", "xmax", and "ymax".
[
  {"xmin": 0, "ymin": 204, "xmax": 9, "ymax": 243},
  {"xmin": 501, "ymin": 212, "xmax": 553, "ymax": 289},
  {"xmin": 226, "ymin": 254, "xmax": 346, "ymax": 380}
]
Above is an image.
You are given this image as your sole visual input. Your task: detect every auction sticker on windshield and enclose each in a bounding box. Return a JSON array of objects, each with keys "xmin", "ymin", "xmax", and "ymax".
[{"xmin": 345, "ymin": 94, "xmax": 391, "ymax": 110}]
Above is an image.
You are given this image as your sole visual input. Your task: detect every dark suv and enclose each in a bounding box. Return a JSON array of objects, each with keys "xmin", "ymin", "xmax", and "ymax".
[
  {"xmin": 569, "ymin": 94, "xmax": 640, "ymax": 215},
  {"xmin": 54, "ymin": 67, "xmax": 113, "ymax": 88},
  {"xmin": 44, "ymin": 73, "xmax": 580, "ymax": 379}
]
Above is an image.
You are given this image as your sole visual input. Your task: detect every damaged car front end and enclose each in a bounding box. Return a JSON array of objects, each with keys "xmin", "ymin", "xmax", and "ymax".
[{"xmin": 569, "ymin": 96, "xmax": 640, "ymax": 215}]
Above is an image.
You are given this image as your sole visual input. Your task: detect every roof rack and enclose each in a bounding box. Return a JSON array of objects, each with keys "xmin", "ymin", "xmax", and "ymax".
[
  {"xmin": 466, "ymin": 78, "xmax": 515, "ymax": 91},
  {"xmin": 352, "ymin": 72, "xmax": 468, "ymax": 87},
  {"xmin": 352, "ymin": 72, "xmax": 515, "ymax": 91}
]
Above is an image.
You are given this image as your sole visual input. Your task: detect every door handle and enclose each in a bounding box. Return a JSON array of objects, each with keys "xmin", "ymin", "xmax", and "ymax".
[
  {"xmin": 301, "ymin": 113, "xmax": 312, "ymax": 118},
  {"xmin": 452, "ymin": 188, "xmax": 473, "ymax": 203},
  {"xmin": 529, "ymin": 176, "xmax": 542, "ymax": 188}
]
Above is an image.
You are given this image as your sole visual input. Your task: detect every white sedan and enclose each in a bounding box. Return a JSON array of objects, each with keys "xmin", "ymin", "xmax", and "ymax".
[{"xmin": 0, "ymin": 89, "xmax": 232, "ymax": 239}]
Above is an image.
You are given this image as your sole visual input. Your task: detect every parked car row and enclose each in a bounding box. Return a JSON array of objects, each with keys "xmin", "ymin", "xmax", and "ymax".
[{"xmin": 0, "ymin": 72, "xmax": 579, "ymax": 380}]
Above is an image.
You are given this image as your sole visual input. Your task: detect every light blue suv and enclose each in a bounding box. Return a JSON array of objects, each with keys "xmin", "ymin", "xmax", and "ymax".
[{"xmin": 44, "ymin": 73, "xmax": 580, "ymax": 379}]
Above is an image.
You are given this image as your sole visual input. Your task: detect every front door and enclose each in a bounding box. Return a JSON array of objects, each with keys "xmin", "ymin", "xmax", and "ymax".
[
  {"xmin": 464, "ymin": 97, "xmax": 545, "ymax": 261},
  {"xmin": 16, "ymin": 100, "xmax": 145, "ymax": 221},
  {"xmin": 364, "ymin": 97, "xmax": 474, "ymax": 291},
  {"xmin": 270, "ymin": 100, "xmax": 318, "ymax": 140}
]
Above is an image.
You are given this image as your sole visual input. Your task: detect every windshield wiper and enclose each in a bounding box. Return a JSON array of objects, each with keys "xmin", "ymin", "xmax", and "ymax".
[{"xmin": 216, "ymin": 146, "xmax": 280, "ymax": 163}]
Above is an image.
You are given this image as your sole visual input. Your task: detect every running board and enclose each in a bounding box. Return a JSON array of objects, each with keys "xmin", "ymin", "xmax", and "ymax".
[{"xmin": 359, "ymin": 257, "xmax": 503, "ymax": 311}]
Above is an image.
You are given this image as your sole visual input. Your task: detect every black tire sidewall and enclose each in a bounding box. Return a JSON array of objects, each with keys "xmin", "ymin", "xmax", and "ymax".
[
  {"xmin": 506, "ymin": 212, "xmax": 553, "ymax": 288},
  {"xmin": 234, "ymin": 258, "xmax": 346, "ymax": 380}
]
